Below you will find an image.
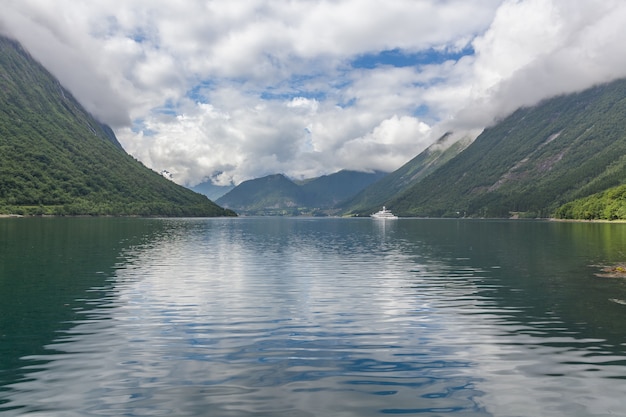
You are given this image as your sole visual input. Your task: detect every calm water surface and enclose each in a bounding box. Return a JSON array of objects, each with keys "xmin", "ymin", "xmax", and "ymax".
[{"xmin": 1, "ymin": 217, "xmax": 626, "ymax": 416}]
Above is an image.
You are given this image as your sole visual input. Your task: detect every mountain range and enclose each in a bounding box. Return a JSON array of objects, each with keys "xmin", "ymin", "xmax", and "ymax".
[
  {"xmin": 5, "ymin": 32, "xmax": 626, "ymax": 220},
  {"xmin": 0, "ymin": 35, "xmax": 234, "ymax": 217},
  {"xmin": 222, "ymin": 77, "xmax": 626, "ymax": 219},
  {"xmin": 190, "ymin": 181, "xmax": 234, "ymax": 201},
  {"xmin": 339, "ymin": 132, "xmax": 474, "ymax": 215},
  {"xmin": 389, "ymin": 78, "xmax": 626, "ymax": 218},
  {"xmin": 216, "ymin": 170, "xmax": 386, "ymax": 215}
]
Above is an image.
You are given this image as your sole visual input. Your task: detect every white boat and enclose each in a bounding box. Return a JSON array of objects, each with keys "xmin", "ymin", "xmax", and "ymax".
[{"xmin": 371, "ymin": 206, "xmax": 398, "ymax": 219}]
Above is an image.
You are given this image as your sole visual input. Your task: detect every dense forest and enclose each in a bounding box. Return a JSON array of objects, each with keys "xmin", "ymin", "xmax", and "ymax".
[
  {"xmin": 340, "ymin": 133, "xmax": 474, "ymax": 216},
  {"xmin": 554, "ymin": 184, "xmax": 626, "ymax": 220},
  {"xmin": 0, "ymin": 36, "xmax": 235, "ymax": 217},
  {"xmin": 387, "ymin": 79, "xmax": 626, "ymax": 218}
]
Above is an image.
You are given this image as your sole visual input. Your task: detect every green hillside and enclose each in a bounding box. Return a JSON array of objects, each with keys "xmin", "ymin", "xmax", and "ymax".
[
  {"xmin": 555, "ymin": 184, "xmax": 626, "ymax": 220},
  {"xmin": 0, "ymin": 35, "xmax": 235, "ymax": 216},
  {"xmin": 217, "ymin": 170, "xmax": 386, "ymax": 215},
  {"xmin": 217, "ymin": 174, "xmax": 306, "ymax": 215},
  {"xmin": 389, "ymin": 79, "xmax": 626, "ymax": 218},
  {"xmin": 299, "ymin": 170, "xmax": 386, "ymax": 208},
  {"xmin": 340, "ymin": 133, "xmax": 473, "ymax": 215}
]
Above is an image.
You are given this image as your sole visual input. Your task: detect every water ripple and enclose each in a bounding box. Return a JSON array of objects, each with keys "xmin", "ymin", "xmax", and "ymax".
[{"xmin": 2, "ymin": 218, "xmax": 626, "ymax": 416}]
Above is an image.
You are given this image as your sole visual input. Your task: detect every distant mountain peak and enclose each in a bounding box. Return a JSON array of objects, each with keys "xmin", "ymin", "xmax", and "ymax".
[{"xmin": 217, "ymin": 170, "xmax": 387, "ymax": 215}]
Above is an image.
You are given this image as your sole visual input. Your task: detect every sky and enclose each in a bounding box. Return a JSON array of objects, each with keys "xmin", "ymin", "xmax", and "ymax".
[{"xmin": 2, "ymin": 0, "xmax": 626, "ymax": 187}]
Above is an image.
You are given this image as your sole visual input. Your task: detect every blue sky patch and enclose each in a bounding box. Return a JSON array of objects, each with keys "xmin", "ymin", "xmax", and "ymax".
[
  {"xmin": 260, "ymin": 89, "xmax": 326, "ymax": 102},
  {"xmin": 131, "ymin": 118, "xmax": 157, "ymax": 136},
  {"xmin": 153, "ymin": 99, "xmax": 178, "ymax": 116},
  {"xmin": 186, "ymin": 81, "xmax": 215, "ymax": 102},
  {"xmin": 412, "ymin": 104, "xmax": 430, "ymax": 118},
  {"xmin": 351, "ymin": 47, "xmax": 474, "ymax": 69},
  {"xmin": 337, "ymin": 97, "xmax": 357, "ymax": 109}
]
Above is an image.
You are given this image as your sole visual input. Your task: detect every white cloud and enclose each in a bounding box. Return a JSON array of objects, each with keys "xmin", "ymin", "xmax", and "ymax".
[
  {"xmin": 452, "ymin": 0, "xmax": 626, "ymax": 127},
  {"xmin": 2, "ymin": 0, "xmax": 626, "ymax": 186},
  {"xmin": 337, "ymin": 115, "xmax": 432, "ymax": 173}
]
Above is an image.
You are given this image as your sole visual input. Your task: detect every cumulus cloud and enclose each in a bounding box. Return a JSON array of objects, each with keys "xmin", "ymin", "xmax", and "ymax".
[
  {"xmin": 2, "ymin": 0, "xmax": 626, "ymax": 186},
  {"xmin": 452, "ymin": 0, "xmax": 626, "ymax": 128}
]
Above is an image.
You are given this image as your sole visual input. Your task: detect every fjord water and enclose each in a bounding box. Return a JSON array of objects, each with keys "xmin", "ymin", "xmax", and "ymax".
[{"xmin": 1, "ymin": 218, "xmax": 626, "ymax": 416}]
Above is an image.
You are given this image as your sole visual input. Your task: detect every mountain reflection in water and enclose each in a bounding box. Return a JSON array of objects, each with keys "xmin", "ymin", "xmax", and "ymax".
[{"xmin": 1, "ymin": 218, "xmax": 626, "ymax": 416}]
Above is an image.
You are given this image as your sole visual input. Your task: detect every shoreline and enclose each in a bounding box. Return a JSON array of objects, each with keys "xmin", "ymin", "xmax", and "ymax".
[
  {"xmin": 4, "ymin": 213, "xmax": 626, "ymax": 222},
  {"xmin": 548, "ymin": 218, "xmax": 626, "ymax": 223}
]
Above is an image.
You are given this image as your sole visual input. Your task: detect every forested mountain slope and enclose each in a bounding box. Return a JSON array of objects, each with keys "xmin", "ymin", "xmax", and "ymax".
[
  {"xmin": 0, "ymin": 35, "xmax": 234, "ymax": 216},
  {"xmin": 299, "ymin": 170, "xmax": 386, "ymax": 208},
  {"xmin": 217, "ymin": 170, "xmax": 386, "ymax": 215},
  {"xmin": 555, "ymin": 184, "xmax": 626, "ymax": 220},
  {"xmin": 389, "ymin": 78, "xmax": 626, "ymax": 218},
  {"xmin": 340, "ymin": 133, "xmax": 474, "ymax": 215},
  {"xmin": 217, "ymin": 174, "xmax": 306, "ymax": 214}
]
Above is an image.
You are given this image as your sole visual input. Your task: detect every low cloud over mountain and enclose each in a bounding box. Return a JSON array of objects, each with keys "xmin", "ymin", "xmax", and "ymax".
[{"xmin": 3, "ymin": 1, "xmax": 626, "ymax": 186}]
